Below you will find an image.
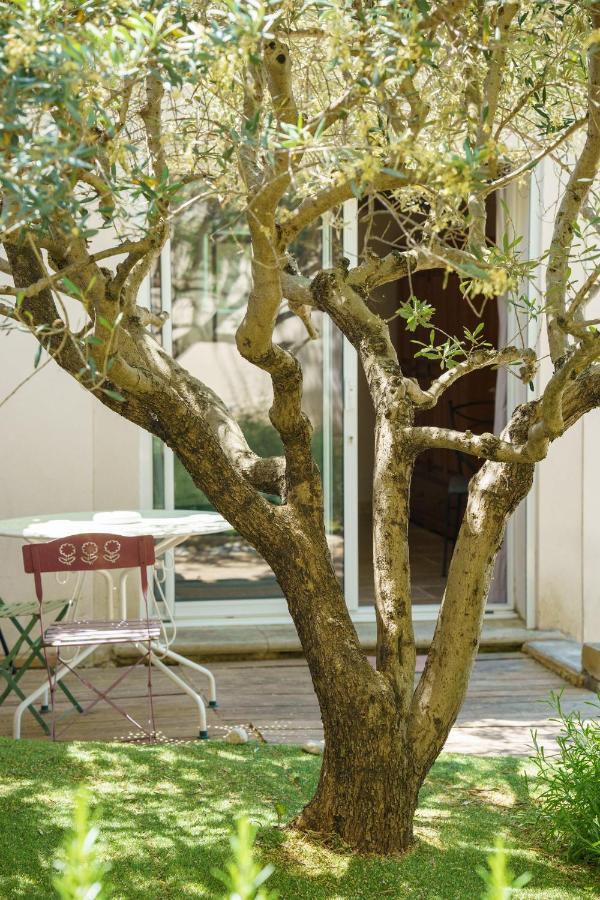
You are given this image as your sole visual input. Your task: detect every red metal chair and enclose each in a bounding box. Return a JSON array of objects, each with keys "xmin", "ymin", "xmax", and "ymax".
[{"xmin": 23, "ymin": 533, "xmax": 161, "ymax": 742}]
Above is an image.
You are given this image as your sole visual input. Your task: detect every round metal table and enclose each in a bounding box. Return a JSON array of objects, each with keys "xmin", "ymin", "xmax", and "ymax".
[{"xmin": 0, "ymin": 509, "xmax": 232, "ymax": 740}]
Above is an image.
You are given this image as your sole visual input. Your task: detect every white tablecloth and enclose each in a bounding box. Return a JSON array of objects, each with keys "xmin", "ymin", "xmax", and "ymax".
[{"xmin": 0, "ymin": 510, "xmax": 232, "ymax": 541}]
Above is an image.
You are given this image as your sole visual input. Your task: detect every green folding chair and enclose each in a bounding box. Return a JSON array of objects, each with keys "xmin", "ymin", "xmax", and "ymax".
[{"xmin": 0, "ymin": 597, "xmax": 82, "ymax": 734}]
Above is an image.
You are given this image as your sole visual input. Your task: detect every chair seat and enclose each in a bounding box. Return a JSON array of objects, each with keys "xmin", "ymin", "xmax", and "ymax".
[
  {"xmin": 447, "ymin": 474, "xmax": 469, "ymax": 495},
  {"xmin": 0, "ymin": 598, "xmax": 69, "ymax": 619},
  {"xmin": 43, "ymin": 619, "xmax": 162, "ymax": 647}
]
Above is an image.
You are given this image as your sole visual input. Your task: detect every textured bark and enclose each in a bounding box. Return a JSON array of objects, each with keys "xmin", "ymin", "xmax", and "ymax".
[
  {"xmin": 409, "ymin": 405, "xmax": 536, "ymax": 773},
  {"xmin": 296, "ymin": 700, "xmax": 421, "ymax": 854},
  {"xmin": 269, "ymin": 518, "xmax": 421, "ymax": 854}
]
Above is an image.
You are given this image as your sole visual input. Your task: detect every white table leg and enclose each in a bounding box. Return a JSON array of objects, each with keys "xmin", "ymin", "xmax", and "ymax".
[
  {"xmin": 151, "ymin": 533, "xmax": 218, "ymax": 709},
  {"xmin": 146, "ymin": 650, "xmax": 208, "ymax": 739},
  {"xmin": 155, "ymin": 645, "xmax": 217, "ymax": 707},
  {"xmin": 13, "ymin": 644, "xmax": 99, "ymax": 739}
]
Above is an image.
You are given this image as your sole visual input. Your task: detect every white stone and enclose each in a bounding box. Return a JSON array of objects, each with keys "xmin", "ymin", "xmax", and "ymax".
[
  {"xmin": 225, "ymin": 726, "xmax": 249, "ymax": 744},
  {"xmin": 301, "ymin": 740, "xmax": 325, "ymax": 755}
]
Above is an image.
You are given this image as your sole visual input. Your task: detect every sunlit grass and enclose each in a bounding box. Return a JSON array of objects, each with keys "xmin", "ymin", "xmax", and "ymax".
[{"xmin": 0, "ymin": 738, "xmax": 597, "ymax": 899}]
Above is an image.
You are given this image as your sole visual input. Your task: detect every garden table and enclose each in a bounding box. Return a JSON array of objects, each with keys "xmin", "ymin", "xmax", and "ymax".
[{"xmin": 0, "ymin": 509, "xmax": 232, "ymax": 739}]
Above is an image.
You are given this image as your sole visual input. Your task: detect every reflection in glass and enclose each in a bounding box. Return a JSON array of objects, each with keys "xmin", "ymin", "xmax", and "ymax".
[{"xmin": 164, "ymin": 198, "xmax": 344, "ymax": 603}]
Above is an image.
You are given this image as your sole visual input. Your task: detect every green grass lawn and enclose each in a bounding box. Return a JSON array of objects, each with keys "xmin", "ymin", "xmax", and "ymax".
[{"xmin": 0, "ymin": 737, "xmax": 597, "ymax": 899}]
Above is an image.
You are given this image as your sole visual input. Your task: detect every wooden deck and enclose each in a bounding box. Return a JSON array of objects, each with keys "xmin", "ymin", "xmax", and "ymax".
[{"xmin": 1, "ymin": 652, "xmax": 596, "ymax": 755}]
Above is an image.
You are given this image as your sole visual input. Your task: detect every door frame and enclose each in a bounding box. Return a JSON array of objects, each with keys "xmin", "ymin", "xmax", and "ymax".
[
  {"xmin": 142, "ymin": 208, "xmax": 361, "ymax": 625},
  {"xmin": 140, "ymin": 191, "xmax": 529, "ymax": 626}
]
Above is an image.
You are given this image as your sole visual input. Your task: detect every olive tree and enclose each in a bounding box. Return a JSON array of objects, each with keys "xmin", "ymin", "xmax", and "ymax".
[{"xmin": 1, "ymin": 0, "xmax": 599, "ymax": 853}]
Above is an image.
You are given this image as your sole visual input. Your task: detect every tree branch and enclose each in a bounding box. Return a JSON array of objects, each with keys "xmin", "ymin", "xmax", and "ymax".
[
  {"xmin": 546, "ymin": 11, "xmax": 600, "ymax": 363},
  {"xmin": 486, "ymin": 116, "xmax": 588, "ymax": 194},
  {"xmin": 409, "ymin": 402, "xmax": 537, "ymax": 773},
  {"xmin": 407, "ymin": 424, "xmax": 544, "ymax": 463},
  {"xmin": 277, "ymin": 170, "xmax": 415, "ymax": 251},
  {"xmin": 412, "ymin": 347, "xmax": 537, "ymax": 409},
  {"xmin": 237, "ymin": 36, "xmax": 318, "ymax": 493},
  {"xmin": 0, "ymin": 240, "xmax": 149, "ymax": 300},
  {"xmin": 122, "ymin": 73, "xmax": 170, "ymax": 310},
  {"xmin": 524, "ymin": 335, "xmax": 600, "ymax": 457}
]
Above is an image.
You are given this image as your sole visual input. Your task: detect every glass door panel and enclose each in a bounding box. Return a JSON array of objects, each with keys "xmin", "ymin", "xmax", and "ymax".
[{"xmin": 157, "ymin": 199, "xmax": 344, "ymax": 608}]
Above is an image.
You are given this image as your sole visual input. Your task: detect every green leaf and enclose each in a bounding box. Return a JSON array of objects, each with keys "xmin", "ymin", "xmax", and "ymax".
[
  {"xmin": 381, "ymin": 167, "xmax": 407, "ymax": 181},
  {"xmin": 101, "ymin": 388, "xmax": 126, "ymax": 403},
  {"xmin": 61, "ymin": 277, "xmax": 82, "ymax": 298}
]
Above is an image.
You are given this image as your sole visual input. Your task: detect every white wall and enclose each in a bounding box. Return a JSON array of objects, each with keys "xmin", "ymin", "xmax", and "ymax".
[
  {"xmin": 0, "ymin": 325, "xmax": 142, "ymax": 622},
  {"xmin": 532, "ymin": 156, "xmax": 600, "ymax": 642}
]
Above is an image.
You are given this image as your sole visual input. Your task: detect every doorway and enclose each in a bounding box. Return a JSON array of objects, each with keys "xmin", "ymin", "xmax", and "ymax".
[{"xmin": 357, "ymin": 197, "xmax": 507, "ymax": 608}]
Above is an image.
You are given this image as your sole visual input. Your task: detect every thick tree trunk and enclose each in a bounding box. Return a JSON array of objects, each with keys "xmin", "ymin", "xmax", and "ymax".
[
  {"xmin": 264, "ymin": 528, "xmax": 420, "ymax": 853},
  {"xmin": 295, "ymin": 704, "xmax": 422, "ymax": 853},
  {"xmin": 260, "ymin": 522, "xmax": 422, "ymax": 853}
]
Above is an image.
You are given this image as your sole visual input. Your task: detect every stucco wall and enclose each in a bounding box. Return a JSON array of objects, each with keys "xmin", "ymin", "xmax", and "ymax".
[
  {"xmin": 532, "ymin": 157, "xmax": 600, "ymax": 642},
  {"xmin": 0, "ymin": 322, "xmax": 142, "ymax": 627}
]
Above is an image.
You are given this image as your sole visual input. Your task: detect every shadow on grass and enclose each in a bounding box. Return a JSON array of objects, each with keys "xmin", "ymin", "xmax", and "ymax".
[{"xmin": 0, "ymin": 739, "xmax": 596, "ymax": 899}]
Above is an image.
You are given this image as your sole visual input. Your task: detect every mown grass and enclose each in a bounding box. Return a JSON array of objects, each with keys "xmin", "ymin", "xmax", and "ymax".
[{"xmin": 0, "ymin": 737, "xmax": 597, "ymax": 899}]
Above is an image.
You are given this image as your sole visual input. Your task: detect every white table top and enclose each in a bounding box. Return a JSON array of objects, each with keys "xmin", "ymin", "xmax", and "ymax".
[{"xmin": 0, "ymin": 509, "xmax": 233, "ymax": 540}]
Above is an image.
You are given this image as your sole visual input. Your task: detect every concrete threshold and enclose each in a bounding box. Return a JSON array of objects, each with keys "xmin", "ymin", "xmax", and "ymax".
[
  {"xmin": 116, "ymin": 615, "xmax": 563, "ymax": 663},
  {"xmin": 524, "ymin": 639, "xmax": 600, "ymax": 691}
]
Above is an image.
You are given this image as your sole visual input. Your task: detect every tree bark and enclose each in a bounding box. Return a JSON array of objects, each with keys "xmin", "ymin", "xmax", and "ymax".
[{"xmin": 296, "ymin": 706, "xmax": 421, "ymax": 854}]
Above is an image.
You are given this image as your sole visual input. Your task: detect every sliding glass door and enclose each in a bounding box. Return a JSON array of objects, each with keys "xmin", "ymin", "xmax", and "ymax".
[{"xmin": 149, "ymin": 199, "xmax": 350, "ymax": 620}]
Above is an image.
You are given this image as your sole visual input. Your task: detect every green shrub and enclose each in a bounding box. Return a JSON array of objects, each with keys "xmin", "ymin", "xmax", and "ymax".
[
  {"xmin": 477, "ymin": 837, "xmax": 531, "ymax": 898},
  {"xmin": 213, "ymin": 815, "xmax": 277, "ymax": 899},
  {"xmin": 529, "ymin": 691, "xmax": 600, "ymax": 863},
  {"xmin": 53, "ymin": 788, "xmax": 110, "ymax": 899}
]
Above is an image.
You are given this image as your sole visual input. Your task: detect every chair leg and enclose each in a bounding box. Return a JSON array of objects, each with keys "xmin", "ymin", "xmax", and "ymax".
[
  {"xmin": 0, "ymin": 669, "xmax": 50, "ymax": 734},
  {"xmin": 146, "ymin": 642, "xmax": 157, "ymax": 738},
  {"xmin": 55, "ymin": 677, "xmax": 84, "ymax": 713},
  {"xmin": 148, "ymin": 653, "xmax": 208, "ymax": 738},
  {"xmin": 10, "ymin": 611, "xmax": 83, "ymax": 714},
  {"xmin": 13, "ymin": 644, "xmax": 97, "ymax": 739},
  {"xmin": 50, "ymin": 651, "xmax": 59, "ymax": 741},
  {"xmin": 0, "ymin": 628, "xmax": 10, "ymax": 660}
]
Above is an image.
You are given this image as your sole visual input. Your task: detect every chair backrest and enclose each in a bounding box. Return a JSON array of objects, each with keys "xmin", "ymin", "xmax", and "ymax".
[{"xmin": 23, "ymin": 534, "xmax": 155, "ymax": 604}]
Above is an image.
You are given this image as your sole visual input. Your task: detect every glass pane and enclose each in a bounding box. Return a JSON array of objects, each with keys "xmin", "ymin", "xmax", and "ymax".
[
  {"xmin": 150, "ymin": 261, "xmax": 166, "ymax": 509},
  {"xmin": 166, "ymin": 200, "xmax": 343, "ymax": 603}
]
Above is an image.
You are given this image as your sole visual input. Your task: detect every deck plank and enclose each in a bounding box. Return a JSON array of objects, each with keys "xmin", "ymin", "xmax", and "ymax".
[{"xmin": 0, "ymin": 653, "xmax": 596, "ymax": 755}]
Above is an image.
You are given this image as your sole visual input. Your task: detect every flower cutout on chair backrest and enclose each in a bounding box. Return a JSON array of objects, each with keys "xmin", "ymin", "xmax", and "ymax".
[
  {"xmin": 58, "ymin": 542, "xmax": 76, "ymax": 566},
  {"xmin": 103, "ymin": 539, "xmax": 121, "ymax": 564},
  {"xmin": 81, "ymin": 541, "xmax": 99, "ymax": 565}
]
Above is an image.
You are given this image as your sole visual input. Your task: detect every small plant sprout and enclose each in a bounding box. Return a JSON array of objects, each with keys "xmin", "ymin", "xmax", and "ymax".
[
  {"xmin": 213, "ymin": 815, "xmax": 277, "ymax": 900},
  {"xmin": 477, "ymin": 837, "xmax": 531, "ymax": 899},
  {"xmin": 53, "ymin": 787, "xmax": 110, "ymax": 900}
]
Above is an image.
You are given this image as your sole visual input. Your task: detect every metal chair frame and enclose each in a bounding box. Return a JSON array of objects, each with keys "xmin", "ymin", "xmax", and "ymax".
[
  {"xmin": 23, "ymin": 533, "xmax": 161, "ymax": 742},
  {"xmin": 14, "ymin": 534, "xmax": 216, "ymax": 741},
  {"xmin": 0, "ymin": 597, "xmax": 83, "ymax": 733}
]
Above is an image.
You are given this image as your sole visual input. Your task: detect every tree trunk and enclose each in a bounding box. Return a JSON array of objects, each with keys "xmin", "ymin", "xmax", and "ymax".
[
  {"xmin": 262, "ymin": 524, "xmax": 421, "ymax": 853},
  {"xmin": 294, "ymin": 698, "xmax": 421, "ymax": 854}
]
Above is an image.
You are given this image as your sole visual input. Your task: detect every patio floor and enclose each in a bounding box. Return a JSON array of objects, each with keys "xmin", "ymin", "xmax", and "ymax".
[{"xmin": 1, "ymin": 652, "xmax": 596, "ymax": 755}]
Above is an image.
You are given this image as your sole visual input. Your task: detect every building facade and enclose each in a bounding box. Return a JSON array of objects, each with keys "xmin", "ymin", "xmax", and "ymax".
[{"xmin": 1, "ymin": 158, "xmax": 598, "ymax": 644}]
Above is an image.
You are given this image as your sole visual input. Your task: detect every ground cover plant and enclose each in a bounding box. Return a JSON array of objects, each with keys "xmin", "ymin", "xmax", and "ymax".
[
  {"xmin": 530, "ymin": 692, "xmax": 600, "ymax": 864},
  {"xmin": 2, "ymin": 0, "xmax": 600, "ymax": 852},
  {"xmin": 0, "ymin": 737, "xmax": 598, "ymax": 899}
]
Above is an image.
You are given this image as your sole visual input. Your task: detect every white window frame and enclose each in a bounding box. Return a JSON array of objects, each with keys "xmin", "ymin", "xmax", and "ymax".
[
  {"xmin": 140, "ymin": 193, "xmax": 527, "ymax": 625},
  {"xmin": 142, "ymin": 213, "xmax": 363, "ymax": 625}
]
